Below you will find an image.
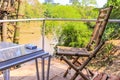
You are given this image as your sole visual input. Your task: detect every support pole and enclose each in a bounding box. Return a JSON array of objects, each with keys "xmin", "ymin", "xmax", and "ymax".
[{"xmin": 42, "ymin": 20, "xmax": 45, "ymax": 50}]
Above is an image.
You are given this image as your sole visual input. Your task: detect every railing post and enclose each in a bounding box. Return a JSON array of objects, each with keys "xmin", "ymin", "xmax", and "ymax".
[{"xmin": 42, "ymin": 20, "xmax": 45, "ymax": 50}]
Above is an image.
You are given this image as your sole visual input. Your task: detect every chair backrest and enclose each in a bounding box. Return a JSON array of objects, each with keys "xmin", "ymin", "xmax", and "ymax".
[{"xmin": 86, "ymin": 6, "xmax": 113, "ymax": 50}]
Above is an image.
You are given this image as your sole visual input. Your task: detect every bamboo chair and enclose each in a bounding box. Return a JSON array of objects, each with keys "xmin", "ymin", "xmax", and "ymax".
[{"xmin": 56, "ymin": 6, "xmax": 113, "ymax": 80}]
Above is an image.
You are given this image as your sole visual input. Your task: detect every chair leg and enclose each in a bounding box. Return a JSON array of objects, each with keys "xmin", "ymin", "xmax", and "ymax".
[
  {"xmin": 62, "ymin": 56, "xmax": 90, "ymax": 80},
  {"xmin": 63, "ymin": 66, "xmax": 71, "ymax": 77},
  {"xmin": 70, "ymin": 72, "xmax": 78, "ymax": 80},
  {"xmin": 71, "ymin": 71, "xmax": 92, "ymax": 80},
  {"xmin": 63, "ymin": 56, "xmax": 79, "ymax": 77},
  {"xmin": 76, "ymin": 59, "xmax": 94, "ymax": 77},
  {"xmin": 63, "ymin": 56, "xmax": 94, "ymax": 78}
]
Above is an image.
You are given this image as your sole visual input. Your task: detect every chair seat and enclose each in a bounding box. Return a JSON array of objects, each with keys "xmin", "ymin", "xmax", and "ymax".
[{"xmin": 56, "ymin": 46, "xmax": 90, "ymax": 57}]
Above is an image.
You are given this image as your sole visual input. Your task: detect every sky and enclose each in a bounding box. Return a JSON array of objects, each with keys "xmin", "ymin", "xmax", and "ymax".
[
  {"xmin": 38, "ymin": 0, "xmax": 107, "ymax": 8},
  {"xmin": 96, "ymin": 0, "xmax": 107, "ymax": 7}
]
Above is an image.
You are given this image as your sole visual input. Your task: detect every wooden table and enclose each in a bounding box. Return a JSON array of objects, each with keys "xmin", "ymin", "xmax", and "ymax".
[{"xmin": 0, "ymin": 42, "xmax": 51, "ymax": 80}]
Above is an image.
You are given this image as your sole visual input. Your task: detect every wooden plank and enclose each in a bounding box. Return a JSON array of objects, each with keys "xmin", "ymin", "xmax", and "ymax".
[
  {"xmin": 93, "ymin": 73, "xmax": 103, "ymax": 80},
  {"xmin": 101, "ymin": 73, "xmax": 108, "ymax": 80}
]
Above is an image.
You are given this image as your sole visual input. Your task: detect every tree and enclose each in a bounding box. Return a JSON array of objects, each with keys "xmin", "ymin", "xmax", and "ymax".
[
  {"xmin": 44, "ymin": 4, "xmax": 97, "ymax": 47},
  {"xmin": 81, "ymin": 0, "xmax": 97, "ymax": 6},
  {"xmin": 24, "ymin": 0, "xmax": 45, "ymax": 18},
  {"xmin": 105, "ymin": 0, "xmax": 120, "ymax": 19},
  {"xmin": 70, "ymin": 0, "xmax": 80, "ymax": 5},
  {"xmin": 58, "ymin": 22, "xmax": 91, "ymax": 47},
  {"xmin": 103, "ymin": 0, "xmax": 120, "ymax": 40}
]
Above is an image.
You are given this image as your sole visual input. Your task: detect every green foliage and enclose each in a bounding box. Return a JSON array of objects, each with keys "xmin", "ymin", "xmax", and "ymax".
[
  {"xmin": 44, "ymin": 4, "xmax": 81, "ymax": 18},
  {"xmin": 76, "ymin": 6, "xmax": 98, "ymax": 19},
  {"xmin": 21, "ymin": 1, "xmax": 99, "ymax": 48},
  {"xmin": 89, "ymin": 43, "xmax": 114, "ymax": 68},
  {"xmin": 104, "ymin": 0, "xmax": 120, "ymax": 40},
  {"xmin": 43, "ymin": 4, "xmax": 98, "ymax": 47},
  {"xmin": 71, "ymin": 0, "xmax": 80, "ymax": 5},
  {"xmin": 24, "ymin": 0, "xmax": 45, "ymax": 18},
  {"xmin": 58, "ymin": 22, "xmax": 92, "ymax": 47},
  {"xmin": 45, "ymin": 21, "xmax": 62, "ymax": 36},
  {"xmin": 81, "ymin": 0, "xmax": 97, "ymax": 6},
  {"xmin": 105, "ymin": 0, "xmax": 120, "ymax": 19},
  {"xmin": 103, "ymin": 23, "xmax": 120, "ymax": 40}
]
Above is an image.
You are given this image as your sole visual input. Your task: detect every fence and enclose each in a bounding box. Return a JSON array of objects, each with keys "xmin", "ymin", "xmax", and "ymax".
[{"xmin": 0, "ymin": 18, "xmax": 120, "ymax": 52}]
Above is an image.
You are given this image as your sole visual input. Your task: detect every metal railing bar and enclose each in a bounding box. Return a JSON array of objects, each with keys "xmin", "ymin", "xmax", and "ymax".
[
  {"xmin": 0, "ymin": 18, "xmax": 120, "ymax": 51},
  {"xmin": 0, "ymin": 18, "xmax": 120, "ymax": 23},
  {"xmin": 45, "ymin": 18, "xmax": 96, "ymax": 21},
  {"xmin": 0, "ymin": 18, "xmax": 45, "ymax": 23}
]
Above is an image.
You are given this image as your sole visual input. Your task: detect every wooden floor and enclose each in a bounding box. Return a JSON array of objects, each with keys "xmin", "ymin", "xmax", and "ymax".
[{"xmin": 0, "ymin": 58, "xmax": 81, "ymax": 80}]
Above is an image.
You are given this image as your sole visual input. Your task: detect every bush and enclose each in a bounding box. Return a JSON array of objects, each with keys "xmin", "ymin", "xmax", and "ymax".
[{"xmin": 58, "ymin": 22, "xmax": 92, "ymax": 47}]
